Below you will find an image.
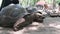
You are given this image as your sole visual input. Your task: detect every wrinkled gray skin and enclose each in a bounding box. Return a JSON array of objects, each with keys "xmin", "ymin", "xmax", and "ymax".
[
  {"xmin": 0, "ymin": 4, "xmax": 45, "ymax": 31},
  {"xmin": 26, "ymin": 6, "xmax": 45, "ymax": 22}
]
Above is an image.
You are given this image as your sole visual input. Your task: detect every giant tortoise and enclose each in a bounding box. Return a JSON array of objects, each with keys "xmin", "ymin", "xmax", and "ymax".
[{"xmin": 0, "ymin": 4, "xmax": 45, "ymax": 31}]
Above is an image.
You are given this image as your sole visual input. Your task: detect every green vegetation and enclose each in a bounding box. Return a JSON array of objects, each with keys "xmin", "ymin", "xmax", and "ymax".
[
  {"xmin": 19, "ymin": 0, "xmax": 40, "ymax": 7},
  {"xmin": 19, "ymin": 0, "xmax": 60, "ymax": 7},
  {"xmin": 56, "ymin": 0, "xmax": 60, "ymax": 4}
]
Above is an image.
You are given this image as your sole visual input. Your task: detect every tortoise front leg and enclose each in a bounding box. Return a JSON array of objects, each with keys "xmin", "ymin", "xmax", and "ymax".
[
  {"xmin": 13, "ymin": 18, "xmax": 25, "ymax": 31},
  {"xmin": 13, "ymin": 14, "xmax": 33, "ymax": 31}
]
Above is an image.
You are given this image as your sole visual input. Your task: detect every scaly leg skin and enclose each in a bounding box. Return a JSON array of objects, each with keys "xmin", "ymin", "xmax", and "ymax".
[
  {"xmin": 13, "ymin": 18, "xmax": 25, "ymax": 31},
  {"xmin": 13, "ymin": 15, "xmax": 33, "ymax": 31}
]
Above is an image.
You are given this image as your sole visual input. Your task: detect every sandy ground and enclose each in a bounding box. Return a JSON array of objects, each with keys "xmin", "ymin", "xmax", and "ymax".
[{"xmin": 0, "ymin": 17, "xmax": 60, "ymax": 34}]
